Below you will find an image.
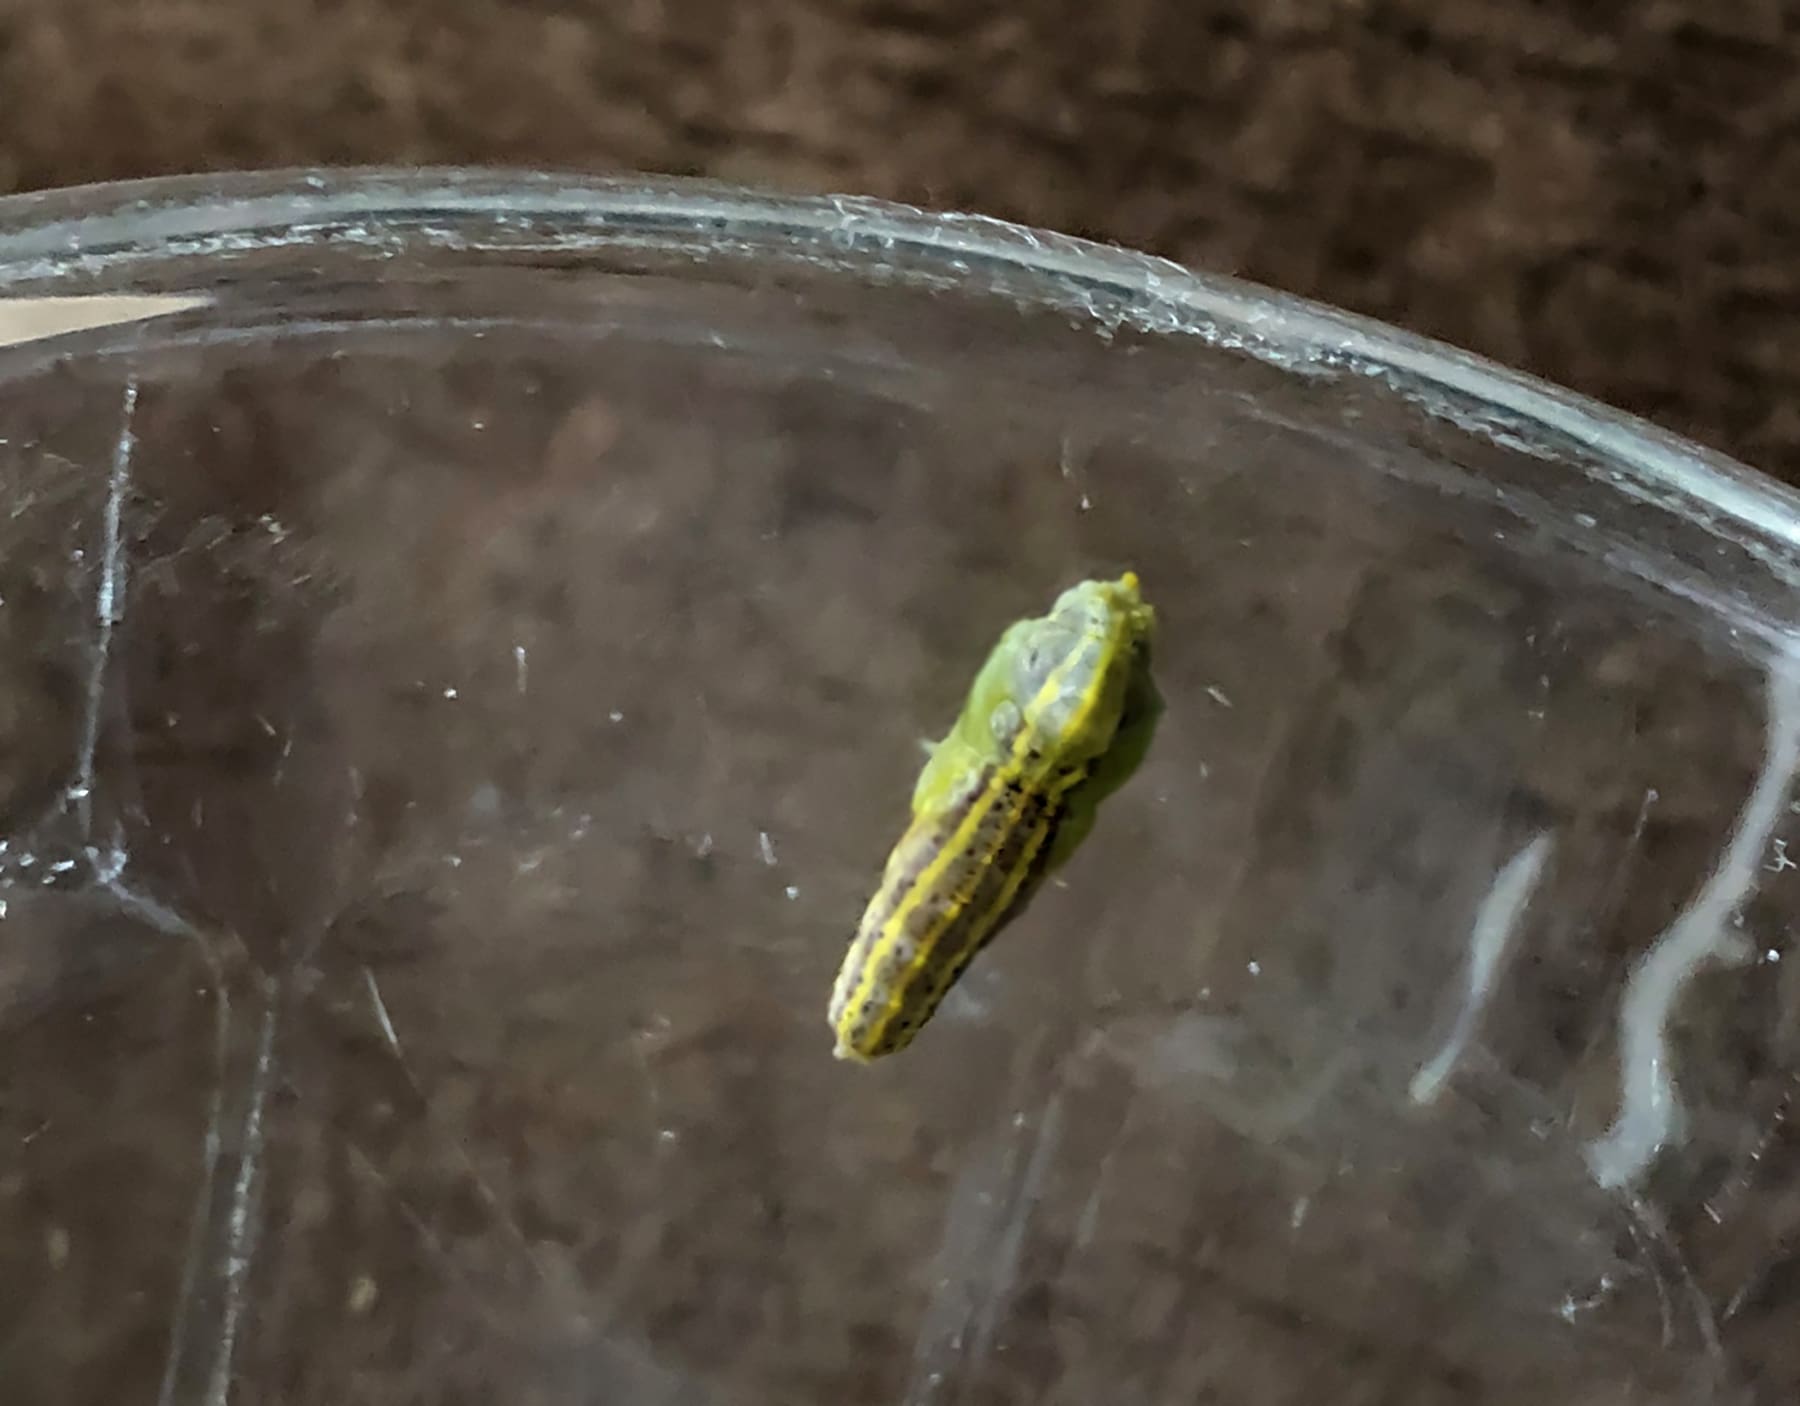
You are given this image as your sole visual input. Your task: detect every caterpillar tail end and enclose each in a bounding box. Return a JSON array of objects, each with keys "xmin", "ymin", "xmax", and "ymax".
[{"xmin": 831, "ymin": 1032, "xmax": 873, "ymax": 1064}]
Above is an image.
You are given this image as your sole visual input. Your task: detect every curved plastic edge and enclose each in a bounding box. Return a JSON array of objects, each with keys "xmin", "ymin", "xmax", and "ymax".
[{"xmin": 0, "ymin": 166, "xmax": 1796, "ymax": 626}]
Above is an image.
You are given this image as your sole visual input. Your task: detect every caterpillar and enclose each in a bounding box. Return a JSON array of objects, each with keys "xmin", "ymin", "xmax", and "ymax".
[{"xmin": 828, "ymin": 572, "xmax": 1161, "ymax": 1062}]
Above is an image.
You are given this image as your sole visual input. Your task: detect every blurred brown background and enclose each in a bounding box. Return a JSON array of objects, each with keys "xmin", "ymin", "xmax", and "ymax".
[{"xmin": 1, "ymin": 0, "xmax": 1794, "ymax": 480}]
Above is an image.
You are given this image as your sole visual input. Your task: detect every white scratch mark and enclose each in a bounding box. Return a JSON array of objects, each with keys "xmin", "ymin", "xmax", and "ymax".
[
  {"xmin": 156, "ymin": 941, "xmax": 231, "ymax": 1406},
  {"xmin": 363, "ymin": 967, "xmax": 401, "ymax": 1056},
  {"xmin": 1586, "ymin": 658, "xmax": 1800, "ymax": 1190},
  {"xmin": 359, "ymin": 963, "xmax": 559, "ymax": 1298},
  {"xmin": 1625, "ymin": 1193, "xmax": 1723, "ymax": 1362},
  {"xmin": 72, "ymin": 376, "xmax": 137, "ymax": 837},
  {"xmin": 105, "ymin": 876, "xmax": 215, "ymax": 949},
  {"xmin": 87, "ymin": 842, "xmax": 126, "ymax": 886},
  {"xmin": 757, "ymin": 830, "xmax": 778, "ymax": 867},
  {"xmin": 1560, "ymin": 1274, "xmax": 1616, "ymax": 1323},
  {"xmin": 513, "ymin": 643, "xmax": 528, "ymax": 694},
  {"xmin": 1411, "ymin": 832, "xmax": 1554, "ymax": 1105},
  {"xmin": 1204, "ymin": 685, "xmax": 1233, "ymax": 708},
  {"xmin": 92, "ymin": 876, "xmax": 256, "ymax": 1406},
  {"xmin": 206, "ymin": 997, "xmax": 278, "ymax": 1406}
]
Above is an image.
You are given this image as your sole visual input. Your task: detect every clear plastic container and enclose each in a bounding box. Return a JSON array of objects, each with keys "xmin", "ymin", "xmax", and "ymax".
[{"xmin": 1, "ymin": 169, "xmax": 1798, "ymax": 1405}]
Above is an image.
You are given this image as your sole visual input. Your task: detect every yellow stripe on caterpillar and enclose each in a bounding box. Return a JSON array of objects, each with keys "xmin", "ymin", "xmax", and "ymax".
[{"xmin": 828, "ymin": 573, "xmax": 1161, "ymax": 1062}]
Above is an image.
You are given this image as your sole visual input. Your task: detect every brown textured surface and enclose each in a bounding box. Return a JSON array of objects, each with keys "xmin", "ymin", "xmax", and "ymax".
[
  {"xmin": 0, "ymin": 1, "xmax": 1796, "ymax": 480},
  {"xmin": 4, "ymin": 11, "xmax": 1800, "ymax": 1402}
]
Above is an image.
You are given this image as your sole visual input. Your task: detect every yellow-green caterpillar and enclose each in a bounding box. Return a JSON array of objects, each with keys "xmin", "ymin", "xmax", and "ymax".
[{"xmin": 828, "ymin": 572, "xmax": 1161, "ymax": 1062}]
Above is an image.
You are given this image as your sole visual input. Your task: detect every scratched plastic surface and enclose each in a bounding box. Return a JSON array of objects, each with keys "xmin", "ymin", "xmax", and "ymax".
[{"xmin": 3, "ymin": 173, "xmax": 1800, "ymax": 1406}]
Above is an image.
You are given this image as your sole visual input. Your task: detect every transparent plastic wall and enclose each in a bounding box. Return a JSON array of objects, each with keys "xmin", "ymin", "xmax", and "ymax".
[{"xmin": 1, "ymin": 172, "xmax": 1799, "ymax": 1406}]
